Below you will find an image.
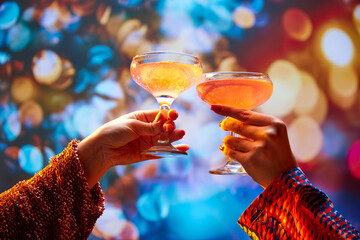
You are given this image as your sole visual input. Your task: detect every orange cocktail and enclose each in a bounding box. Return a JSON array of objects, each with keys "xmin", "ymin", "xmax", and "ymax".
[
  {"xmin": 131, "ymin": 61, "xmax": 202, "ymax": 106},
  {"xmin": 130, "ymin": 52, "xmax": 203, "ymax": 157},
  {"xmin": 197, "ymin": 78, "xmax": 273, "ymax": 110},
  {"xmin": 196, "ymin": 72, "xmax": 273, "ymax": 175}
]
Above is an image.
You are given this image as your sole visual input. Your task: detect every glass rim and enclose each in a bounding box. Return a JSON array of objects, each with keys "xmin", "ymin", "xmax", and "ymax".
[
  {"xmin": 204, "ymin": 71, "xmax": 270, "ymax": 79},
  {"xmin": 132, "ymin": 51, "xmax": 201, "ymax": 62}
]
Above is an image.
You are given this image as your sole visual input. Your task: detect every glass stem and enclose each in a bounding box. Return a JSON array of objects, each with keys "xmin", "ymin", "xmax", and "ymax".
[{"xmin": 157, "ymin": 104, "xmax": 170, "ymax": 145}]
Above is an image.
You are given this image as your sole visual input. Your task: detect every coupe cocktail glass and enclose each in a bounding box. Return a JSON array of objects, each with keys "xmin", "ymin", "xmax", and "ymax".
[
  {"xmin": 196, "ymin": 72, "xmax": 273, "ymax": 175},
  {"xmin": 131, "ymin": 52, "xmax": 203, "ymax": 157}
]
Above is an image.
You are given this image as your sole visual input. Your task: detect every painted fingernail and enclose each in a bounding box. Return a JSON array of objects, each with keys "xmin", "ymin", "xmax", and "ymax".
[
  {"xmin": 219, "ymin": 145, "xmax": 225, "ymax": 151},
  {"xmin": 211, "ymin": 105, "xmax": 222, "ymax": 111},
  {"xmin": 155, "ymin": 113, "xmax": 164, "ymax": 123}
]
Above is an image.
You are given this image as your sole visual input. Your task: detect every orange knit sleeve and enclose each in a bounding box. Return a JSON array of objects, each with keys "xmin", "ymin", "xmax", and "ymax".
[{"xmin": 0, "ymin": 140, "xmax": 105, "ymax": 239}]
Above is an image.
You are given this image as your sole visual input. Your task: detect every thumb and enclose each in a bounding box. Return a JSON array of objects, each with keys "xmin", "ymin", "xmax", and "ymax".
[{"xmin": 131, "ymin": 114, "xmax": 165, "ymax": 136}]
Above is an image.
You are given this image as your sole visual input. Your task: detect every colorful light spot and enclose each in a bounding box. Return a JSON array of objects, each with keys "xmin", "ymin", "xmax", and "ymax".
[
  {"xmin": 321, "ymin": 28, "xmax": 354, "ymax": 66},
  {"xmin": 259, "ymin": 60, "xmax": 302, "ymax": 117},
  {"xmin": 2, "ymin": 105, "xmax": 21, "ymax": 141},
  {"xmin": 308, "ymin": 89, "xmax": 328, "ymax": 124},
  {"xmin": 40, "ymin": 2, "xmax": 61, "ymax": 31},
  {"xmin": 73, "ymin": 104, "xmax": 105, "ymax": 138},
  {"xmin": 293, "ymin": 71, "xmax": 319, "ymax": 115},
  {"xmin": 158, "ymin": 153, "xmax": 193, "ymax": 177},
  {"xmin": 204, "ymin": 4, "xmax": 233, "ymax": 33},
  {"xmin": 188, "ymin": 121, "xmax": 227, "ymax": 165},
  {"xmin": 0, "ymin": 51, "xmax": 10, "ymax": 64},
  {"xmin": 93, "ymin": 204, "xmax": 128, "ymax": 238},
  {"xmin": 88, "ymin": 45, "xmax": 114, "ymax": 66},
  {"xmin": 233, "ymin": 6, "xmax": 255, "ymax": 29},
  {"xmin": 178, "ymin": 26, "xmax": 219, "ymax": 54},
  {"xmin": 137, "ymin": 191, "xmax": 170, "ymax": 221},
  {"xmin": 19, "ymin": 101, "xmax": 43, "ymax": 128},
  {"xmin": 353, "ymin": 4, "xmax": 360, "ymax": 34},
  {"xmin": 347, "ymin": 140, "xmax": 360, "ymax": 179},
  {"xmin": 32, "ymin": 50, "xmax": 62, "ymax": 85},
  {"xmin": 44, "ymin": 146, "xmax": 55, "ymax": 164},
  {"xmin": 282, "ymin": 8, "xmax": 312, "ymax": 41},
  {"xmin": 0, "ymin": 1, "xmax": 20, "ymax": 29},
  {"xmin": 328, "ymin": 65, "xmax": 358, "ymax": 109},
  {"xmin": 322, "ymin": 122, "xmax": 347, "ymax": 159},
  {"xmin": 18, "ymin": 145, "xmax": 44, "ymax": 174},
  {"xmin": 249, "ymin": 0, "xmax": 265, "ymax": 13},
  {"xmin": 6, "ymin": 23, "xmax": 31, "ymax": 52},
  {"xmin": 255, "ymin": 11, "xmax": 270, "ymax": 27},
  {"xmin": 49, "ymin": 58, "xmax": 75, "ymax": 90},
  {"xmin": 288, "ymin": 116, "xmax": 323, "ymax": 162},
  {"xmin": 11, "ymin": 76, "xmax": 37, "ymax": 103}
]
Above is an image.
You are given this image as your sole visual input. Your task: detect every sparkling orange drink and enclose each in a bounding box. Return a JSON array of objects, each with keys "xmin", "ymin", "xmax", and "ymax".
[
  {"xmin": 130, "ymin": 52, "xmax": 202, "ymax": 157},
  {"xmin": 196, "ymin": 72, "xmax": 273, "ymax": 175},
  {"xmin": 131, "ymin": 61, "xmax": 203, "ymax": 106},
  {"xmin": 196, "ymin": 78, "xmax": 273, "ymax": 109}
]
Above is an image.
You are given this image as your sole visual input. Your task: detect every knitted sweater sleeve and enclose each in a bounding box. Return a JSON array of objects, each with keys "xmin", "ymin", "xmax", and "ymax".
[
  {"xmin": 0, "ymin": 140, "xmax": 105, "ymax": 240},
  {"xmin": 238, "ymin": 168, "xmax": 360, "ymax": 240}
]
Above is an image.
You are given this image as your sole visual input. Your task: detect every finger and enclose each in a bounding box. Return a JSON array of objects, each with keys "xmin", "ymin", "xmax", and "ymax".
[
  {"xmin": 174, "ymin": 144, "xmax": 189, "ymax": 152},
  {"xmin": 211, "ymin": 105, "xmax": 275, "ymax": 126},
  {"xmin": 163, "ymin": 120, "xmax": 175, "ymax": 133},
  {"xmin": 131, "ymin": 120, "xmax": 163, "ymax": 136},
  {"xmin": 123, "ymin": 110, "xmax": 161, "ymax": 122},
  {"xmin": 222, "ymin": 136, "xmax": 254, "ymax": 153},
  {"xmin": 123, "ymin": 109, "xmax": 179, "ymax": 123},
  {"xmin": 169, "ymin": 129, "xmax": 185, "ymax": 143},
  {"xmin": 220, "ymin": 118, "xmax": 266, "ymax": 140},
  {"xmin": 220, "ymin": 145, "xmax": 250, "ymax": 165},
  {"xmin": 168, "ymin": 109, "xmax": 179, "ymax": 121}
]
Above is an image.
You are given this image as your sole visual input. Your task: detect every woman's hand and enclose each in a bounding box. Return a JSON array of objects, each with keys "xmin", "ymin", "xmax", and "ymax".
[
  {"xmin": 77, "ymin": 109, "xmax": 188, "ymax": 188},
  {"xmin": 211, "ymin": 105, "xmax": 298, "ymax": 188}
]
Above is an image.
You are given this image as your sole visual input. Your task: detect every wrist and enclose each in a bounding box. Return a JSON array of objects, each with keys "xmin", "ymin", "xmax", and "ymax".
[{"xmin": 77, "ymin": 131, "xmax": 108, "ymax": 188}]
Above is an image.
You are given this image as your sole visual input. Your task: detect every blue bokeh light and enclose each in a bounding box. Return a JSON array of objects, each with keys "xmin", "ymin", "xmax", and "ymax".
[
  {"xmin": 6, "ymin": 23, "xmax": 31, "ymax": 52},
  {"xmin": 0, "ymin": 51, "xmax": 10, "ymax": 64},
  {"xmin": 322, "ymin": 122, "xmax": 348, "ymax": 159},
  {"xmin": 255, "ymin": 10, "xmax": 270, "ymax": 27},
  {"xmin": 2, "ymin": 103, "xmax": 21, "ymax": 142},
  {"xmin": 0, "ymin": 1, "xmax": 20, "ymax": 29},
  {"xmin": 249, "ymin": 0, "xmax": 265, "ymax": 13},
  {"xmin": 137, "ymin": 187, "xmax": 170, "ymax": 222},
  {"xmin": 34, "ymin": 29, "xmax": 63, "ymax": 49},
  {"xmin": 18, "ymin": 145, "xmax": 44, "ymax": 174},
  {"xmin": 21, "ymin": 7, "xmax": 35, "ymax": 22},
  {"xmin": 88, "ymin": 45, "xmax": 114, "ymax": 67}
]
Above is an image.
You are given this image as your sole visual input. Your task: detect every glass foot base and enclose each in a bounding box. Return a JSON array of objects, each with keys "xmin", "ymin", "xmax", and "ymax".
[
  {"xmin": 143, "ymin": 146, "xmax": 187, "ymax": 158},
  {"xmin": 209, "ymin": 162, "xmax": 247, "ymax": 175}
]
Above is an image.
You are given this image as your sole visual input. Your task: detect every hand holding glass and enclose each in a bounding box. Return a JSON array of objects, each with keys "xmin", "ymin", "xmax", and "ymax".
[
  {"xmin": 130, "ymin": 52, "xmax": 203, "ymax": 157},
  {"xmin": 196, "ymin": 72, "xmax": 273, "ymax": 175}
]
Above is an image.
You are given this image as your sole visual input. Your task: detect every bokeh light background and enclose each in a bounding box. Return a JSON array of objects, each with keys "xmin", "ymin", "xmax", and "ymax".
[{"xmin": 1, "ymin": 0, "xmax": 360, "ymax": 239}]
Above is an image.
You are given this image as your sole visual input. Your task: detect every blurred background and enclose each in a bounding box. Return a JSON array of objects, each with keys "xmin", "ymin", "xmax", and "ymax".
[{"xmin": 1, "ymin": 0, "xmax": 360, "ymax": 239}]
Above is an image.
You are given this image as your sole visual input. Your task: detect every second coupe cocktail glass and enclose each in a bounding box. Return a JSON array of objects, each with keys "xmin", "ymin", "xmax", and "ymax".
[
  {"xmin": 131, "ymin": 52, "xmax": 203, "ymax": 157},
  {"xmin": 196, "ymin": 72, "xmax": 273, "ymax": 175}
]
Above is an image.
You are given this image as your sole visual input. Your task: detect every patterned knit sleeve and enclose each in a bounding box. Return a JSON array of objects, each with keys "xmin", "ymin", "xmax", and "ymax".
[
  {"xmin": 0, "ymin": 140, "xmax": 105, "ymax": 240},
  {"xmin": 238, "ymin": 167, "xmax": 360, "ymax": 240}
]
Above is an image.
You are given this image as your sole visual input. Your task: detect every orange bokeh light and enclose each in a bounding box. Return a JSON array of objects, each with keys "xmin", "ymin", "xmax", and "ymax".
[{"xmin": 282, "ymin": 8, "xmax": 312, "ymax": 41}]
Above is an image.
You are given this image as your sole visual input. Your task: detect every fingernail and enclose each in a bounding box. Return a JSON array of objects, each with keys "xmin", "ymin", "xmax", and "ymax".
[
  {"xmin": 155, "ymin": 113, "xmax": 164, "ymax": 124},
  {"xmin": 211, "ymin": 105, "xmax": 222, "ymax": 111},
  {"xmin": 219, "ymin": 145, "xmax": 224, "ymax": 151},
  {"xmin": 219, "ymin": 120, "xmax": 223, "ymax": 128},
  {"xmin": 171, "ymin": 111, "xmax": 178, "ymax": 120}
]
